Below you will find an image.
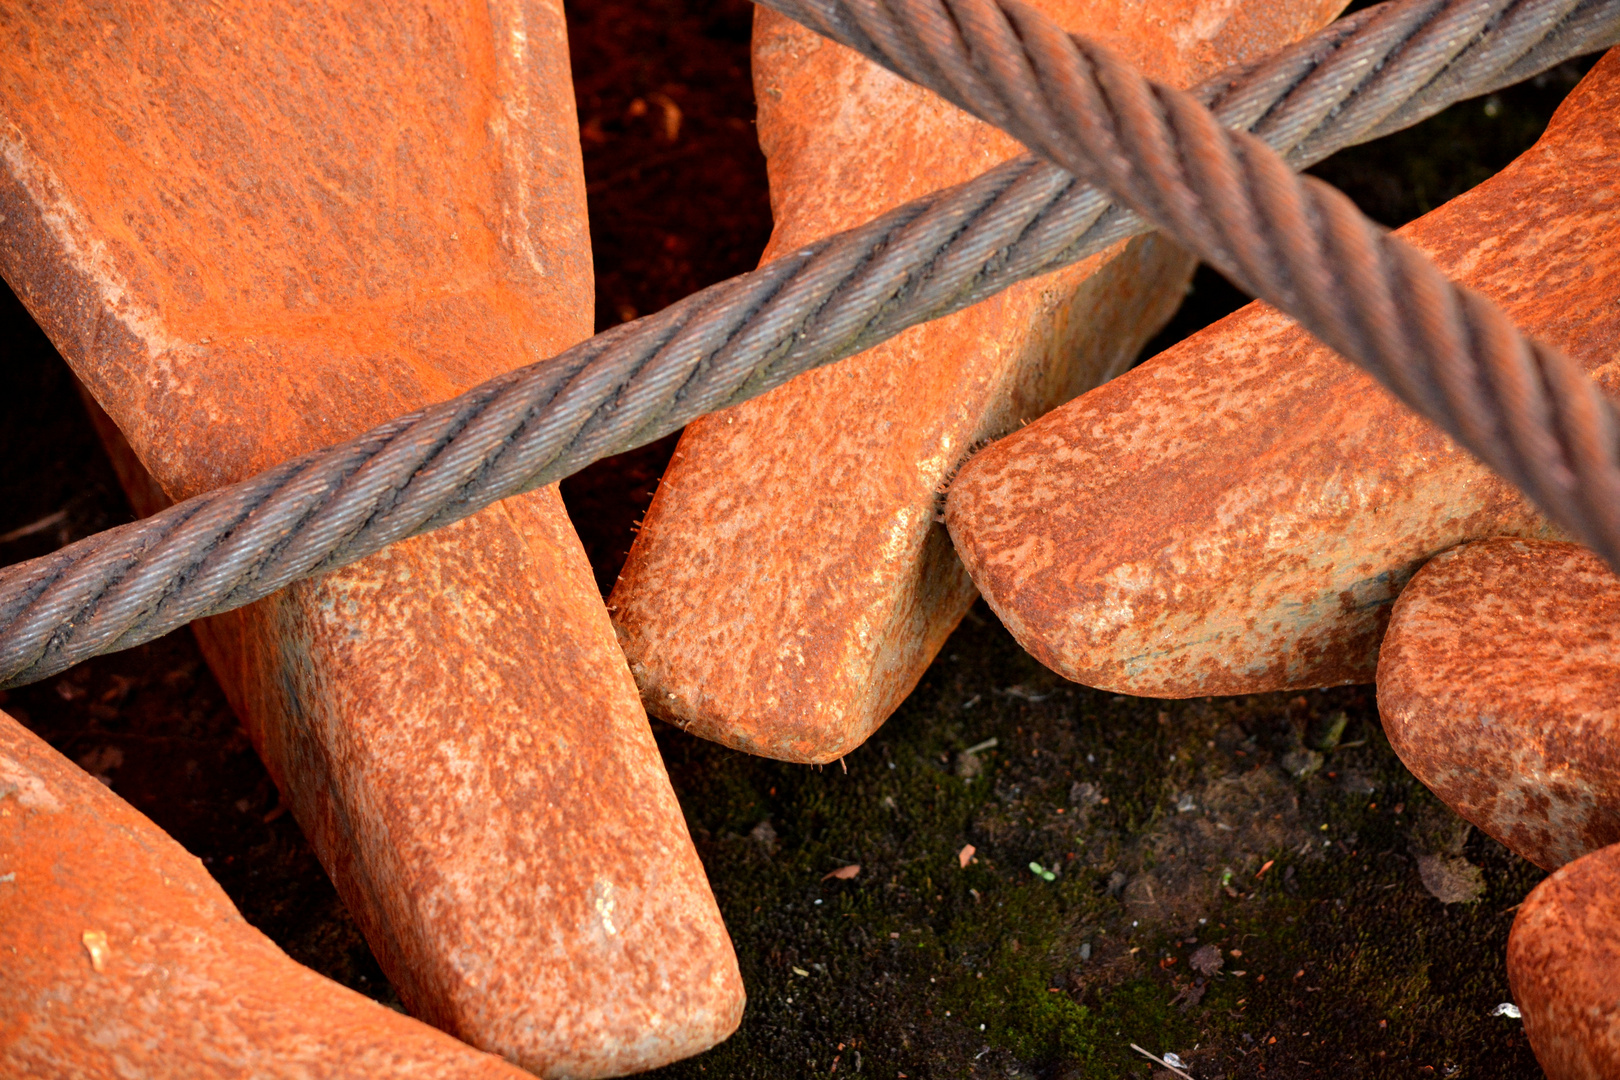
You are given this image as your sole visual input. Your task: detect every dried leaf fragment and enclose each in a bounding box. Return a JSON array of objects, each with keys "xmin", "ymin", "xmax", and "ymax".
[
  {"xmin": 1189, "ymin": 944, "xmax": 1224, "ymax": 977},
  {"xmin": 1417, "ymin": 853, "xmax": 1485, "ymax": 904},
  {"xmin": 822, "ymin": 864, "xmax": 860, "ymax": 881}
]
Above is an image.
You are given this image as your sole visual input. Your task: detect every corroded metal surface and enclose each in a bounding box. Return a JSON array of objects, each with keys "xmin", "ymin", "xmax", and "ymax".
[
  {"xmin": 0, "ymin": 710, "xmax": 527, "ymax": 1079},
  {"xmin": 1508, "ymin": 840, "xmax": 1620, "ymax": 1080},
  {"xmin": 945, "ymin": 50, "xmax": 1620, "ymax": 698},
  {"xmin": 1378, "ymin": 538, "xmax": 1620, "ymax": 871},
  {"xmin": 610, "ymin": 0, "xmax": 1346, "ymax": 764},
  {"xmin": 0, "ymin": 3, "xmax": 741, "ymax": 1074}
]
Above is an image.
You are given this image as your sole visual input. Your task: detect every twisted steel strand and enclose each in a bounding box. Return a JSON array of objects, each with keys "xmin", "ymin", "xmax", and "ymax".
[
  {"xmin": 775, "ymin": 0, "xmax": 1620, "ymax": 544},
  {"xmin": 1, "ymin": 0, "xmax": 1616, "ymax": 688}
]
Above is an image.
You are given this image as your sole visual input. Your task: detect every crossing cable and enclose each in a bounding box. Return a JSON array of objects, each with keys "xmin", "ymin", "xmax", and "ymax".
[
  {"xmin": 777, "ymin": 0, "xmax": 1620, "ymax": 545},
  {"xmin": 1, "ymin": 0, "xmax": 1617, "ymax": 688}
]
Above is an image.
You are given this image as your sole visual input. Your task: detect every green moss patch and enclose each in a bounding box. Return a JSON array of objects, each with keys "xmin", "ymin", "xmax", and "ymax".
[{"xmin": 650, "ymin": 603, "xmax": 1543, "ymax": 1078}]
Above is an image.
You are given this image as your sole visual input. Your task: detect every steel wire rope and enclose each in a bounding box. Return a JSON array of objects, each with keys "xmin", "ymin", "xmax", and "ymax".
[
  {"xmin": 0, "ymin": 0, "xmax": 1616, "ymax": 687},
  {"xmin": 772, "ymin": 0, "xmax": 1620, "ymax": 540}
]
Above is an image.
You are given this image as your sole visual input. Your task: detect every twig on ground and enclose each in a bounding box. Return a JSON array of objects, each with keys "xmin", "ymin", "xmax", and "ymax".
[
  {"xmin": 0, "ymin": 509, "xmax": 67, "ymax": 544},
  {"xmin": 1130, "ymin": 1042, "xmax": 1195, "ymax": 1080}
]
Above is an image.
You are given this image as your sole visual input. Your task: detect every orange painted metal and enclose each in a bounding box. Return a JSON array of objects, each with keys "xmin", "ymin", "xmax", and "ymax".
[
  {"xmin": 0, "ymin": 709, "xmax": 528, "ymax": 1078},
  {"xmin": 1378, "ymin": 538, "xmax": 1620, "ymax": 872},
  {"xmin": 1509, "ymin": 840, "xmax": 1620, "ymax": 1080},
  {"xmin": 610, "ymin": 0, "xmax": 1347, "ymax": 764},
  {"xmin": 0, "ymin": 3, "xmax": 741, "ymax": 1074},
  {"xmin": 945, "ymin": 51, "xmax": 1620, "ymax": 699}
]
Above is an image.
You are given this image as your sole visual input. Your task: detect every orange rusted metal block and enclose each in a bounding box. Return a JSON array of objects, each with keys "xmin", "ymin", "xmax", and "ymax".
[
  {"xmin": 0, "ymin": 710, "xmax": 528, "ymax": 1078},
  {"xmin": 1378, "ymin": 538, "xmax": 1620, "ymax": 872},
  {"xmin": 610, "ymin": 0, "xmax": 1347, "ymax": 764},
  {"xmin": 0, "ymin": 3, "xmax": 741, "ymax": 1074},
  {"xmin": 1508, "ymin": 840, "xmax": 1620, "ymax": 1080},
  {"xmin": 945, "ymin": 50, "xmax": 1620, "ymax": 699}
]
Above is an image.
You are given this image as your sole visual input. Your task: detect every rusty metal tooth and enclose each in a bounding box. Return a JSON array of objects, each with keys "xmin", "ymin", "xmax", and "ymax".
[
  {"xmin": 1379, "ymin": 538, "xmax": 1620, "ymax": 871},
  {"xmin": 0, "ymin": 2, "xmax": 742, "ymax": 1073},
  {"xmin": 1508, "ymin": 840, "xmax": 1620, "ymax": 1080},
  {"xmin": 610, "ymin": 0, "xmax": 1347, "ymax": 764},
  {"xmin": 0, "ymin": 709, "xmax": 530, "ymax": 1079},
  {"xmin": 944, "ymin": 49, "xmax": 1620, "ymax": 699}
]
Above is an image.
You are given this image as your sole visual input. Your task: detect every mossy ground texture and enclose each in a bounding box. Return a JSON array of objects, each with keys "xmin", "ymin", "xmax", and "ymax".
[
  {"xmin": 645, "ymin": 604, "xmax": 1543, "ymax": 1077},
  {"xmin": 0, "ymin": 2, "xmax": 1603, "ymax": 1076}
]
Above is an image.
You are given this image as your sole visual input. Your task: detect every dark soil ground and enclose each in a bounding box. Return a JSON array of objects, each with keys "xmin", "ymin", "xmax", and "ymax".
[{"xmin": 0, "ymin": 3, "xmax": 1602, "ymax": 1076}]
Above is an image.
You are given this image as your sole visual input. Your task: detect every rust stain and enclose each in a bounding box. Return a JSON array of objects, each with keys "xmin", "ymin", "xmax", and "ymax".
[
  {"xmin": 1378, "ymin": 538, "xmax": 1620, "ymax": 871},
  {"xmin": 1508, "ymin": 841, "xmax": 1620, "ymax": 1080},
  {"xmin": 0, "ymin": 710, "xmax": 529, "ymax": 1077},
  {"xmin": 610, "ymin": 0, "xmax": 1347, "ymax": 764},
  {"xmin": 946, "ymin": 51, "xmax": 1620, "ymax": 699},
  {"xmin": 0, "ymin": 2, "xmax": 741, "ymax": 1073}
]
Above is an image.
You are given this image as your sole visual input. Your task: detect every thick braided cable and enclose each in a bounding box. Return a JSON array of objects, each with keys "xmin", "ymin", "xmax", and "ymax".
[
  {"xmin": 776, "ymin": 0, "xmax": 1620, "ymax": 551},
  {"xmin": 0, "ymin": 0, "xmax": 1615, "ymax": 688}
]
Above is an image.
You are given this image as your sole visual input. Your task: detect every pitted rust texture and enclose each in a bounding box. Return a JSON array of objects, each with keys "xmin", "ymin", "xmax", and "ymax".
[
  {"xmin": 0, "ymin": 710, "xmax": 528, "ymax": 1079},
  {"xmin": 1508, "ymin": 841, "xmax": 1620, "ymax": 1080},
  {"xmin": 0, "ymin": 0, "xmax": 591, "ymax": 493},
  {"xmin": 0, "ymin": 2, "xmax": 742, "ymax": 1073},
  {"xmin": 1378, "ymin": 538, "xmax": 1620, "ymax": 871},
  {"xmin": 945, "ymin": 51, "xmax": 1620, "ymax": 699},
  {"xmin": 610, "ymin": 0, "xmax": 1347, "ymax": 765}
]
